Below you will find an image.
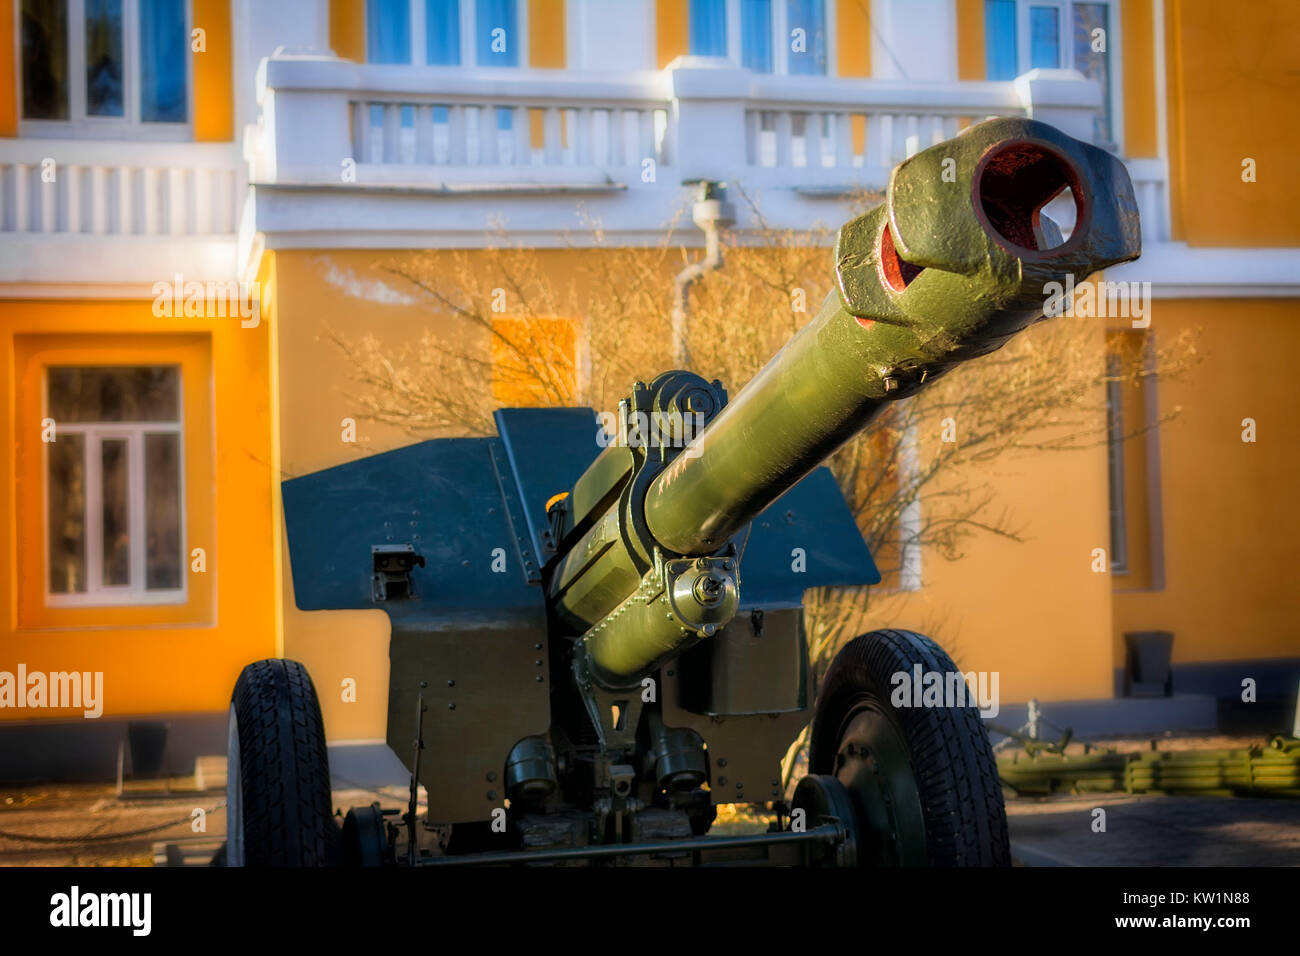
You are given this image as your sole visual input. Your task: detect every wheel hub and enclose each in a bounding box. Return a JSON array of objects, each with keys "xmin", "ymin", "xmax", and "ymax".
[{"xmin": 832, "ymin": 702, "xmax": 929, "ymax": 865}]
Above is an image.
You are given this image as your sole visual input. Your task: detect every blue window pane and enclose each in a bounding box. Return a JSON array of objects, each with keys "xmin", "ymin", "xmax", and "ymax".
[
  {"xmin": 785, "ymin": 0, "xmax": 826, "ymax": 75},
  {"xmin": 21, "ymin": 0, "xmax": 70, "ymax": 119},
  {"xmin": 476, "ymin": 0, "xmax": 518, "ymax": 66},
  {"xmin": 86, "ymin": 0, "xmax": 124, "ymax": 117},
  {"xmin": 741, "ymin": 0, "xmax": 771, "ymax": 72},
  {"xmin": 1073, "ymin": 2, "xmax": 1113, "ymax": 144},
  {"xmin": 689, "ymin": 0, "xmax": 726, "ymax": 57},
  {"xmin": 367, "ymin": 0, "xmax": 411, "ymax": 63},
  {"xmin": 139, "ymin": 0, "xmax": 186, "ymax": 122},
  {"xmin": 426, "ymin": 0, "xmax": 460, "ymax": 64},
  {"xmin": 984, "ymin": 0, "xmax": 1017, "ymax": 80},
  {"xmin": 1029, "ymin": 5, "xmax": 1061, "ymax": 69}
]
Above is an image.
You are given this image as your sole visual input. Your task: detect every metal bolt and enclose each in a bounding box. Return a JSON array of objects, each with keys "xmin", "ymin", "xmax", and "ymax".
[
  {"xmin": 447, "ymin": 679, "xmax": 455, "ymax": 687},
  {"xmin": 487, "ymin": 772, "xmax": 498, "ymax": 783},
  {"xmin": 487, "ymin": 790, "xmax": 497, "ymax": 800},
  {"xmin": 534, "ymin": 643, "xmax": 543, "ymax": 650},
  {"xmin": 717, "ymin": 758, "xmax": 727, "ymax": 768},
  {"xmin": 535, "ymin": 659, "xmax": 543, "ymax": 666},
  {"xmin": 718, "ymin": 776, "xmax": 727, "ymax": 786},
  {"xmin": 448, "ymin": 703, "xmax": 456, "ymax": 710},
  {"xmin": 535, "ymin": 675, "xmax": 543, "ymax": 682}
]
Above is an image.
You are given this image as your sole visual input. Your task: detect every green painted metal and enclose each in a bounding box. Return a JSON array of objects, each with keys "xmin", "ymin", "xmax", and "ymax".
[
  {"xmin": 575, "ymin": 116, "xmax": 1143, "ymax": 680},
  {"xmin": 997, "ymin": 736, "xmax": 1300, "ymax": 796},
  {"xmin": 644, "ymin": 117, "xmax": 1140, "ymax": 557}
]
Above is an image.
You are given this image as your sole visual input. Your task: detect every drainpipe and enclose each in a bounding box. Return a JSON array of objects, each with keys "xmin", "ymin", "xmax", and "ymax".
[{"xmin": 672, "ymin": 180, "xmax": 735, "ymax": 367}]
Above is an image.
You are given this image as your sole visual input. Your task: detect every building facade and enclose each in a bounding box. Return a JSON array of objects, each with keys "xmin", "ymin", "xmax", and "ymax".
[{"xmin": 1, "ymin": 0, "xmax": 1297, "ymax": 779}]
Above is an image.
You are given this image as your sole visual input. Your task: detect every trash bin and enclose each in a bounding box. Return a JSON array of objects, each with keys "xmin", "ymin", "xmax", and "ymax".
[
  {"xmin": 127, "ymin": 720, "xmax": 170, "ymax": 778},
  {"xmin": 1123, "ymin": 631, "xmax": 1174, "ymax": 698}
]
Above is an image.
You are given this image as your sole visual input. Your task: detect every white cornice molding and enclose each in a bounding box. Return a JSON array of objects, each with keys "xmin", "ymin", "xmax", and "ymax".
[{"xmin": 1110, "ymin": 243, "xmax": 1300, "ymax": 298}]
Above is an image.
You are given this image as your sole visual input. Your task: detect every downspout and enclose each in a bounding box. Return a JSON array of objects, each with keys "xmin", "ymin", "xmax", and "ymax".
[{"xmin": 672, "ymin": 180, "xmax": 735, "ymax": 367}]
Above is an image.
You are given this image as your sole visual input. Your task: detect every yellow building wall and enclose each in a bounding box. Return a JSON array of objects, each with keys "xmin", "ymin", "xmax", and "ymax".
[
  {"xmin": 529, "ymin": 0, "xmax": 566, "ymax": 68},
  {"xmin": 861, "ymin": 320, "xmax": 1117, "ymax": 705},
  {"xmin": 331, "ymin": 0, "xmax": 368, "ymax": 63},
  {"xmin": 955, "ymin": 0, "xmax": 985, "ymax": 81},
  {"xmin": 0, "ymin": 0, "xmax": 15, "ymax": 136},
  {"xmin": 836, "ymin": 0, "xmax": 870, "ymax": 78},
  {"xmin": 657, "ymin": 0, "xmax": 688, "ymax": 68},
  {"xmin": 1111, "ymin": 299, "xmax": 1300, "ymax": 669},
  {"xmin": 1120, "ymin": 0, "xmax": 1158, "ymax": 158},
  {"xmin": 192, "ymin": 0, "xmax": 234, "ymax": 141},
  {"xmin": 1164, "ymin": 0, "xmax": 1300, "ymax": 246},
  {"xmin": 0, "ymin": 299, "xmax": 277, "ymax": 720},
  {"xmin": 272, "ymin": 251, "xmax": 468, "ymax": 739}
]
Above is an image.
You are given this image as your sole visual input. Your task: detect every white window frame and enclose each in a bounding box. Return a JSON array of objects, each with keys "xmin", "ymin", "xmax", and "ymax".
[
  {"xmin": 42, "ymin": 368, "xmax": 187, "ymax": 608},
  {"xmin": 1005, "ymin": 0, "xmax": 1124, "ymax": 153},
  {"xmin": 1019, "ymin": 0, "xmax": 1066, "ymax": 71},
  {"xmin": 371, "ymin": 0, "xmax": 530, "ymax": 67},
  {"xmin": 16, "ymin": 0, "xmax": 194, "ymax": 141}
]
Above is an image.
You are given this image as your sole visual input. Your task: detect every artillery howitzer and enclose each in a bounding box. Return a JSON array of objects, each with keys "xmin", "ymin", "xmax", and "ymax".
[{"xmin": 224, "ymin": 118, "xmax": 1140, "ymax": 867}]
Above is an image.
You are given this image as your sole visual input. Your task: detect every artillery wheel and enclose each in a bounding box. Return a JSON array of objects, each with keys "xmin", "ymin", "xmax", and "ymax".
[
  {"xmin": 226, "ymin": 659, "xmax": 340, "ymax": 866},
  {"xmin": 808, "ymin": 629, "xmax": 1009, "ymax": 866}
]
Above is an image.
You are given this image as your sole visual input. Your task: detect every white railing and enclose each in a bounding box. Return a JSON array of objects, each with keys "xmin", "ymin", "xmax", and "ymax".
[
  {"xmin": 742, "ymin": 75, "xmax": 1026, "ymax": 172},
  {"xmin": 254, "ymin": 57, "xmax": 673, "ymax": 183},
  {"xmin": 247, "ymin": 55, "xmax": 1168, "ymax": 246},
  {"xmin": 255, "ymin": 56, "xmax": 1088, "ymax": 188},
  {"xmin": 0, "ymin": 140, "xmax": 242, "ymax": 236},
  {"xmin": 352, "ymin": 100, "xmax": 669, "ymax": 169}
]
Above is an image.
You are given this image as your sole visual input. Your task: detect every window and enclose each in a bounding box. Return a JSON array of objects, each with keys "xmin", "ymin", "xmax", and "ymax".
[
  {"xmin": 475, "ymin": 0, "xmax": 517, "ymax": 66},
  {"xmin": 20, "ymin": 0, "xmax": 190, "ymax": 133},
  {"xmin": 983, "ymin": 0, "xmax": 1117, "ymax": 149},
  {"xmin": 1028, "ymin": 3, "xmax": 1060, "ymax": 69},
  {"xmin": 740, "ymin": 0, "xmax": 771, "ymax": 71},
  {"xmin": 1105, "ymin": 331, "xmax": 1163, "ymax": 590},
  {"xmin": 689, "ymin": 0, "xmax": 727, "ymax": 56},
  {"xmin": 367, "ymin": 0, "xmax": 412, "ymax": 64},
  {"xmin": 363, "ymin": 0, "xmax": 518, "ymax": 66},
  {"xmin": 695, "ymin": 0, "xmax": 827, "ymax": 74},
  {"xmin": 1104, "ymin": 351, "xmax": 1128, "ymax": 572},
  {"xmin": 426, "ymin": 0, "xmax": 460, "ymax": 65},
  {"xmin": 45, "ymin": 366, "xmax": 185, "ymax": 605},
  {"xmin": 984, "ymin": 0, "xmax": 1017, "ymax": 80},
  {"xmin": 784, "ymin": 0, "xmax": 826, "ymax": 75}
]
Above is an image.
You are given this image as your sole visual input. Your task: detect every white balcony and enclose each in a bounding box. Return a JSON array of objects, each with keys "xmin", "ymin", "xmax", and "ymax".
[
  {"xmin": 0, "ymin": 139, "xmax": 243, "ymax": 293},
  {"xmin": 244, "ymin": 52, "xmax": 1166, "ymax": 253}
]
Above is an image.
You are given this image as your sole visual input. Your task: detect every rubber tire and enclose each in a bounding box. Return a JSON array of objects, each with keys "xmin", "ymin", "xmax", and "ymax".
[
  {"xmin": 809, "ymin": 629, "xmax": 1010, "ymax": 867},
  {"xmin": 228, "ymin": 659, "xmax": 340, "ymax": 866}
]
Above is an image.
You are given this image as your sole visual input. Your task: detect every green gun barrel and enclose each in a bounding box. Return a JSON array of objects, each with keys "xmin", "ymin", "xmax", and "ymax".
[
  {"xmin": 560, "ymin": 117, "xmax": 1140, "ymax": 688},
  {"xmin": 643, "ymin": 116, "xmax": 1141, "ymax": 555}
]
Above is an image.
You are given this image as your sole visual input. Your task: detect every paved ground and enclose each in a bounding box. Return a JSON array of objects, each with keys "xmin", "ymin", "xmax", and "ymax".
[
  {"xmin": 2, "ymin": 760, "xmax": 1298, "ymax": 867},
  {"xmin": 0, "ymin": 783, "xmax": 225, "ymax": 866},
  {"xmin": 1006, "ymin": 792, "xmax": 1300, "ymax": 866}
]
